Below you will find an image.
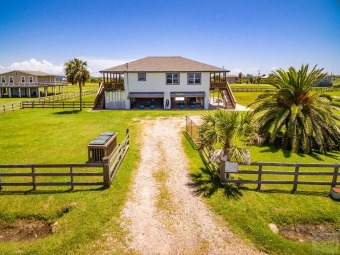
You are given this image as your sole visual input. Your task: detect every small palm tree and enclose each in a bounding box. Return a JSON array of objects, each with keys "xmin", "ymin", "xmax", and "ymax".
[
  {"xmin": 198, "ymin": 110, "xmax": 261, "ymax": 164},
  {"xmin": 250, "ymin": 64, "xmax": 340, "ymax": 153},
  {"xmin": 64, "ymin": 58, "xmax": 90, "ymax": 111}
]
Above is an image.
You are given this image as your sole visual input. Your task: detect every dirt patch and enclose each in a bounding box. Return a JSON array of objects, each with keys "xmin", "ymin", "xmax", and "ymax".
[
  {"xmin": 113, "ymin": 117, "xmax": 265, "ymax": 255},
  {"xmin": 279, "ymin": 223, "xmax": 339, "ymax": 243},
  {"xmin": 0, "ymin": 219, "xmax": 52, "ymax": 242}
]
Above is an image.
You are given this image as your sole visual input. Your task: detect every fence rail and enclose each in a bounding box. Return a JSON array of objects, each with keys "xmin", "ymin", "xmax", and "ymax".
[
  {"xmin": 0, "ymin": 130, "xmax": 129, "ymax": 190},
  {"xmin": 231, "ymin": 87, "xmax": 340, "ymax": 92},
  {"xmin": 0, "ymin": 89, "xmax": 97, "ymax": 113},
  {"xmin": 221, "ymin": 161, "xmax": 339, "ymax": 192},
  {"xmin": 22, "ymin": 101, "xmax": 94, "ymax": 109}
]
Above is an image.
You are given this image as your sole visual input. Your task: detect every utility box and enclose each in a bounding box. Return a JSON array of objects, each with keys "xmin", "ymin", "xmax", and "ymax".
[{"xmin": 88, "ymin": 132, "xmax": 117, "ymax": 162}]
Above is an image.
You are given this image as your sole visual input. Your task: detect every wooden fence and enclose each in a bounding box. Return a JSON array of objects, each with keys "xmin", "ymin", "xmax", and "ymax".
[
  {"xmin": 185, "ymin": 116, "xmax": 339, "ymax": 192},
  {"xmin": 22, "ymin": 101, "xmax": 93, "ymax": 109},
  {"xmin": 231, "ymin": 87, "xmax": 340, "ymax": 92},
  {"xmin": 220, "ymin": 161, "xmax": 339, "ymax": 192},
  {"xmin": 0, "ymin": 89, "xmax": 97, "ymax": 113},
  {"xmin": 0, "ymin": 130, "xmax": 129, "ymax": 190}
]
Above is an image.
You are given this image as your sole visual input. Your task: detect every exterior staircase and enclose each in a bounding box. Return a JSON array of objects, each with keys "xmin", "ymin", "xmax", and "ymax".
[
  {"xmin": 93, "ymin": 83, "xmax": 105, "ymax": 110},
  {"xmin": 220, "ymin": 82, "xmax": 236, "ymax": 109}
]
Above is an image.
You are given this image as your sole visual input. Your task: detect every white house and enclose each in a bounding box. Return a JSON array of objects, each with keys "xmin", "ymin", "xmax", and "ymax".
[
  {"xmin": 96, "ymin": 56, "xmax": 236, "ymax": 110},
  {"xmin": 314, "ymin": 74, "xmax": 337, "ymax": 87}
]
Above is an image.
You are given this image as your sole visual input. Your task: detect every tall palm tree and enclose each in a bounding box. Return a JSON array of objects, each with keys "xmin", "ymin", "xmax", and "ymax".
[
  {"xmin": 64, "ymin": 58, "xmax": 90, "ymax": 111},
  {"xmin": 250, "ymin": 64, "xmax": 340, "ymax": 153},
  {"xmin": 198, "ymin": 110, "xmax": 261, "ymax": 164}
]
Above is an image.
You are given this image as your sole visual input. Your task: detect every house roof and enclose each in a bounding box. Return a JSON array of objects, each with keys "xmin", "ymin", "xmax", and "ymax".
[
  {"xmin": 0, "ymin": 70, "xmax": 59, "ymax": 76},
  {"xmin": 100, "ymin": 57, "xmax": 229, "ymax": 73}
]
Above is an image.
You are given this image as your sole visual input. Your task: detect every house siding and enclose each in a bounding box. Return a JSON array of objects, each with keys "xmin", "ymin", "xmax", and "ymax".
[{"xmin": 123, "ymin": 72, "xmax": 210, "ymax": 109}]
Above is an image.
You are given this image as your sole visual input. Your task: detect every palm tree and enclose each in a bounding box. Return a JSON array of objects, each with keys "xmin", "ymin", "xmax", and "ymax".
[
  {"xmin": 64, "ymin": 58, "xmax": 90, "ymax": 111},
  {"xmin": 198, "ymin": 110, "xmax": 261, "ymax": 164},
  {"xmin": 250, "ymin": 64, "xmax": 340, "ymax": 153}
]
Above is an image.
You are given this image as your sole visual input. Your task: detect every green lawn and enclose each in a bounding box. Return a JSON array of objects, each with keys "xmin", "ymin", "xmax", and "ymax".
[{"xmin": 0, "ymin": 90, "xmax": 339, "ymax": 254}]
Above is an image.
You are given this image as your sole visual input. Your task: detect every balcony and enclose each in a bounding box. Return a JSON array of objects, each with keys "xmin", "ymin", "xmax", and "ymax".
[
  {"xmin": 103, "ymin": 82, "xmax": 125, "ymax": 90},
  {"xmin": 210, "ymin": 82, "xmax": 228, "ymax": 90}
]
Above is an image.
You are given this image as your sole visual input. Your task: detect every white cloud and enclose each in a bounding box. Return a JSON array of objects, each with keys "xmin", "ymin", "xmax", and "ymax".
[
  {"xmin": 1, "ymin": 58, "xmax": 131, "ymax": 77},
  {"xmin": 8, "ymin": 59, "xmax": 64, "ymax": 75}
]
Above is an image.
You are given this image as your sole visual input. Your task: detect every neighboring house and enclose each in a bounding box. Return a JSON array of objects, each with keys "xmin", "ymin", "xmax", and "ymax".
[
  {"xmin": 225, "ymin": 74, "xmax": 239, "ymax": 84},
  {"xmin": 0, "ymin": 70, "xmax": 67, "ymax": 98},
  {"xmin": 314, "ymin": 74, "xmax": 337, "ymax": 87},
  {"xmin": 96, "ymin": 56, "xmax": 236, "ymax": 110}
]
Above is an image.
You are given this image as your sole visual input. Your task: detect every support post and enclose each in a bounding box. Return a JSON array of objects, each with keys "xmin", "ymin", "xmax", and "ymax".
[
  {"xmin": 219, "ymin": 157, "xmax": 227, "ymax": 183},
  {"xmin": 32, "ymin": 166, "xmax": 36, "ymax": 191},
  {"xmin": 257, "ymin": 165, "xmax": 263, "ymax": 190},
  {"xmin": 331, "ymin": 165, "xmax": 339, "ymax": 188},
  {"xmin": 70, "ymin": 167, "xmax": 74, "ymax": 190},
  {"xmin": 292, "ymin": 166, "xmax": 299, "ymax": 193},
  {"xmin": 103, "ymin": 158, "xmax": 111, "ymax": 188}
]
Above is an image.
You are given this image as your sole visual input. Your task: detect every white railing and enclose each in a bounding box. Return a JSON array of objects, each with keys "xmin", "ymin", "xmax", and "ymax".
[{"xmin": 0, "ymin": 81, "xmax": 68, "ymax": 87}]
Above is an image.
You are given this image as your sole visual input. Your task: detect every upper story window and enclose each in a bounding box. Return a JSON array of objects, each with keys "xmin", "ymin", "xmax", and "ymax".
[
  {"xmin": 9, "ymin": 76, "xmax": 13, "ymax": 83},
  {"xmin": 166, "ymin": 73, "xmax": 179, "ymax": 85},
  {"xmin": 21, "ymin": 76, "xmax": 25, "ymax": 83},
  {"xmin": 188, "ymin": 73, "xmax": 201, "ymax": 85},
  {"xmin": 1, "ymin": 76, "xmax": 5, "ymax": 83},
  {"xmin": 138, "ymin": 73, "xmax": 146, "ymax": 81},
  {"xmin": 29, "ymin": 76, "xmax": 33, "ymax": 83}
]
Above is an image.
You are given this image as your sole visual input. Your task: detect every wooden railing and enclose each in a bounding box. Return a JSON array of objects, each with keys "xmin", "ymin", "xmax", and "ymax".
[
  {"xmin": 220, "ymin": 161, "xmax": 340, "ymax": 192},
  {"xmin": 93, "ymin": 83, "xmax": 104, "ymax": 109},
  {"xmin": 210, "ymin": 82, "xmax": 228, "ymax": 89},
  {"xmin": 0, "ymin": 81, "xmax": 68, "ymax": 87},
  {"xmin": 22, "ymin": 101, "xmax": 94, "ymax": 109},
  {"xmin": 0, "ymin": 130, "xmax": 130, "ymax": 190},
  {"xmin": 0, "ymin": 90, "xmax": 97, "ymax": 113},
  {"xmin": 224, "ymin": 82, "xmax": 236, "ymax": 108},
  {"xmin": 103, "ymin": 82, "xmax": 125, "ymax": 90}
]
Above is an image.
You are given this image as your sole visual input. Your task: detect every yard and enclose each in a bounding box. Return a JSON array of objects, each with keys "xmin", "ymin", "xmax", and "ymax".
[{"xmin": 0, "ymin": 90, "xmax": 339, "ymax": 254}]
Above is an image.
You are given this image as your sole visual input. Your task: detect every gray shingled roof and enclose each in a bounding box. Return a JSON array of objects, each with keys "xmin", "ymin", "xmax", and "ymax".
[
  {"xmin": 100, "ymin": 57, "xmax": 229, "ymax": 73},
  {"xmin": 0, "ymin": 70, "xmax": 59, "ymax": 76}
]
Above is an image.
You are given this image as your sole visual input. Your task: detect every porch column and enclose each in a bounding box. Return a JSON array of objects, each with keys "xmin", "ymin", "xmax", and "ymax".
[
  {"xmin": 54, "ymin": 86, "xmax": 57, "ymax": 95},
  {"xmin": 44, "ymin": 87, "xmax": 48, "ymax": 97},
  {"xmin": 18, "ymin": 88, "xmax": 22, "ymax": 98},
  {"xmin": 28, "ymin": 87, "xmax": 31, "ymax": 98}
]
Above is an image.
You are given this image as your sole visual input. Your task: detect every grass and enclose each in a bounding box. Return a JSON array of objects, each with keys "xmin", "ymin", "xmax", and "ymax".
[{"xmin": 230, "ymin": 83, "xmax": 275, "ymax": 89}]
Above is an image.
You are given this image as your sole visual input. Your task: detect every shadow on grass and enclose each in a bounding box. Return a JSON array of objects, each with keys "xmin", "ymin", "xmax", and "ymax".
[
  {"xmin": 259, "ymin": 146, "xmax": 292, "ymax": 158},
  {"xmin": 187, "ymin": 167, "xmax": 243, "ymax": 199},
  {"xmin": 0, "ymin": 186, "xmax": 105, "ymax": 196},
  {"xmin": 182, "ymin": 131, "xmax": 198, "ymax": 150},
  {"xmin": 256, "ymin": 188, "xmax": 330, "ymax": 197},
  {"xmin": 53, "ymin": 110, "xmax": 81, "ymax": 115}
]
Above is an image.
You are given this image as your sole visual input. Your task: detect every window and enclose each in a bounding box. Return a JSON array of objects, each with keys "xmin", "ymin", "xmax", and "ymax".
[
  {"xmin": 21, "ymin": 76, "xmax": 25, "ymax": 83},
  {"xmin": 138, "ymin": 73, "xmax": 146, "ymax": 81},
  {"xmin": 1, "ymin": 76, "xmax": 5, "ymax": 83},
  {"xmin": 29, "ymin": 76, "xmax": 33, "ymax": 83},
  {"xmin": 9, "ymin": 76, "xmax": 13, "ymax": 83},
  {"xmin": 166, "ymin": 73, "xmax": 180, "ymax": 85},
  {"xmin": 188, "ymin": 73, "xmax": 201, "ymax": 84}
]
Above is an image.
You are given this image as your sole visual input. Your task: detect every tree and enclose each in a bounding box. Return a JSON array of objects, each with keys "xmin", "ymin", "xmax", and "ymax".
[
  {"xmin": 64, "ymin": 58, "xmax": 90, "ymax": 111},
  {"xmin": 250, "ymin": 64, "xmax": 340, "ymax": 153},
  {"xmin": 198, "ymin": 110, "xmax": 262, "ymax": 164},
  {"xmin": 238, "ymin": 72, "xmax": 243, "ymax": 84}
]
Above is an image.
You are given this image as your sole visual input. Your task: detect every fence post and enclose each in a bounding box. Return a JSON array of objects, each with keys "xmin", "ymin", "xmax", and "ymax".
[
  {"xmin": 219, "ymin": 157, "xmax": 227, "ymax": 183},
  {"xmin": 70, "ymin": 166, "xmax": 74, "ymax": 190},
  {"xmin": 292, "ymin": 165, "xmax": 299, "ymax": 193},
  {"xmin": 257, "ymin": 164, "xmax": 263, "ymax": 190},
  {"xmin": 102, "ymin": 158, "xmax": 111, "ymax": 188},
  {"xmin": 331, "ymin": 165, "xmax": 339, "ymax": 188},
  {"xmin": 0, "ymin": 177, "xmax": 2, "ymax": 191},
  {"xmin": 32, "ymin": 166, "xmax": 36, "ymax": 191}
]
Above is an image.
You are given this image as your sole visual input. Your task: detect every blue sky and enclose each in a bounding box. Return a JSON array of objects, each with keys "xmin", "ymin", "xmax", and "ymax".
[{"xmin": 0, "ymin": 0, "xmax": 339, "ymax": 76}]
